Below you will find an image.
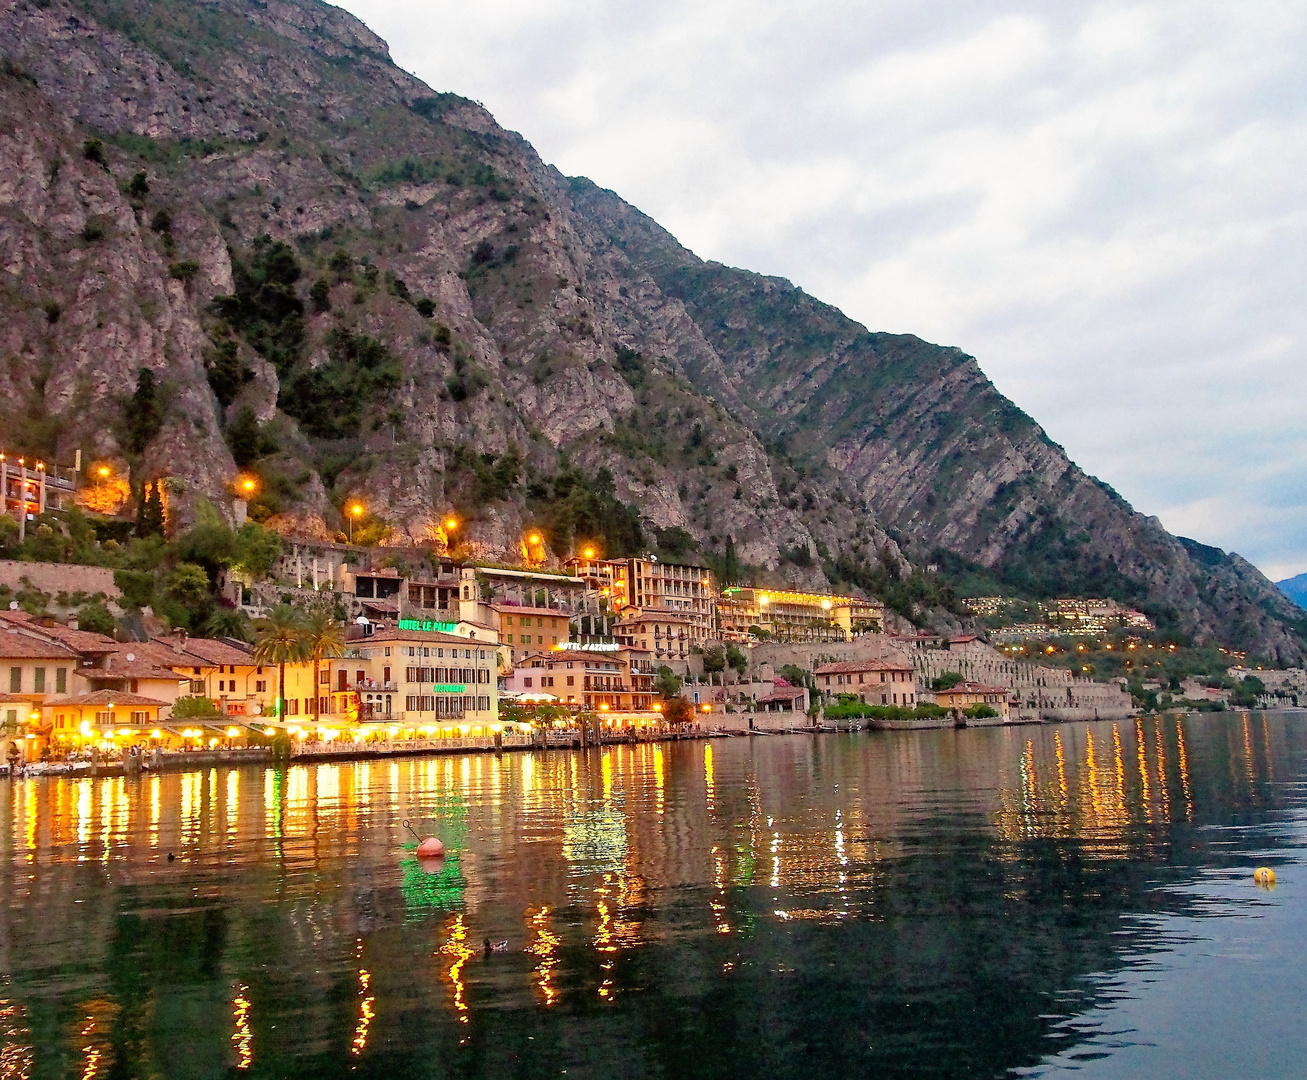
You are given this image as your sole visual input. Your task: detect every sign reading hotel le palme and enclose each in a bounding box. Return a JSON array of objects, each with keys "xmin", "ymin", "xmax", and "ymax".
[{"xmin": 398, "ymin": 618, "xmax": 458, "ymax": 633}]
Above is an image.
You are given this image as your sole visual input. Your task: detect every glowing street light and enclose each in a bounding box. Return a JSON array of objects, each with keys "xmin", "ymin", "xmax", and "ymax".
[
  {"xmin": 348, "ymin": 503, "xmax": 363, "ymax": 543},
  {"xmin": 444, "ymin": 516, "xmax": 459, "ymax": 531},
  {"xmin": 583, "ymin": 546, "xmax": 596, "ymax": 559},
  {"xmin": 240, "ymin": 476, "xmax": 257, "ymax": 494},
  {"xmin": 97, "ymin": 465, "xmax": 111, "ymax": 479}
]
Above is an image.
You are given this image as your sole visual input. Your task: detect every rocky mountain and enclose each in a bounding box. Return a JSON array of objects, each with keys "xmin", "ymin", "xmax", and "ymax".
[{"xmin": 0, "ymin": 0, "xmax": 1302, "ymax": 661}]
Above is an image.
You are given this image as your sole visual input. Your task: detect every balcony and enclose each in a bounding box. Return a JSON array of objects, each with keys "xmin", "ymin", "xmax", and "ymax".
[{"xmin": 354, "ymin": 679, "xmax": 398, "ymax": 692}]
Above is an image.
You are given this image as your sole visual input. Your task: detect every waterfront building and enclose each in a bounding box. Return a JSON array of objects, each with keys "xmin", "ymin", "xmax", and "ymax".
[
  {"xmin": 45, "ymin": 690, "xmax": 167, "ymax": 745},
  {"xmin": 566, "ymin": 555, "xmax": 717, "ymax": 646},
  {"xmin": 350, "ymin": 625, "xmax": 499, "ymax": 732},
  {"xmin": 720, "ymin": 587, "xmax": 884, "ymax": 644},
  {"xmin": 488, "ymin": 603, "xmax": 571, "ymax": 667},
  {"xmin": 814, "ymin": 658, "xmax": 918, "ymax": 706},
  {"xmin": 932, "ymin": 681, "xmax": 1011, "ymax": 720},
  {"xmin": 614, "ymin": 611, "xmax": 697, "ymax": 664},
  {"xmin": 503, "ymin": 644, "xmax": 655, "ymax": 713}
]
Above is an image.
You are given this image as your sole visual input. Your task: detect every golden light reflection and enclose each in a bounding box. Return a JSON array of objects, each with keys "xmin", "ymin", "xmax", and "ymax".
[
  {"xmin": 0, "ymin": 992, "xmax": 33, "ymax": 1080},
  {"xmin": 440, "ymin": 914, "xmax": 473, "ymax": 1024},
  {"xmin": 1154, "ymin": 721, "xmax": 1171, "ymax": 821},
  {"xmin": 652, "ymin": 745, "xmax": 664, "ymax": 816},
  {"xmin": 76, "ymin": 782, "xmax": 90, "ymax": 847},
  {"xmin": 149, "ymin": 774, "xmax": 160, "ymax": 848},
  {"xmin": 1176, "ymin": 718, "xmax": 1194, "ymax": 819},
  {"xmin": 227, "ymin": 770, "xmax": 239, "ymax": 841},
  {"xmin": 351, "ymin": 960, "xmax": 374, "ymax": 1056},
  {"xmin": 1135, "ymin": 720, "xmax": 1152, "ymax": 820},
  {"xmin": 1054, "ymin": 730, "xmax": 1068, "ymax": 809},
  {"xmin": 231, "ymin": 983, "xmax": 253, "ymax": 1069},
  {"xmin": 23, "ymin": 782, "xmax": 36, "ymax": 862},
  {"xmin": 710, "ymin": 845, "xmax": 730, "ymax": 935},
  {"xmin": 526, "ymin": 906, "xmax": 560, "ymax": 1005},
  {"xmin": 1242, "ymin": 714, "xmax": 1256, "ymax": 790},
  {"xmin": 704, "ymin": 743, "xmax": 715, "ymax": 808},
  {"xmin": 75, "ymin": 999, "xmax": 117, "ymax": 1080}
]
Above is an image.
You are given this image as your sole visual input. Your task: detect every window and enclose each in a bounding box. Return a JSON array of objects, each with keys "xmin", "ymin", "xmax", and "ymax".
[
  {"xmin": 256, "ymin": 680, "xmax": 267, "ymax": 693},
  {"xmin": 536, "ymin": 619, "xmax": 543, "ymax": 628},
  {"xmin": 507, "ymin": 635, "xmax": 514, "ymax": 644},
  {"xmin": 190, "ymin": 680, "xmax": 204, "ymax": 694},
  {"xmin": 257, "ymin": 666, "xmax": 263, "ymax": 674},
  {"xmin": 505, "ymin": 616, "xmax": 513, "ymax": 626},
  {"xmin": 319, "ymin": 669, "xmax": 330, "ymax": 685},
  {"xmin": 33, "ymin": 668, "xmax": 45, "ymax": 693},
  {"xmin": 56, "ymin": 668, "xmax": 66, "ymax": 694},
  {"xmin": 464, "ymin": 649, "xmax": 472, "ymax": 659},
  {"xmin": 193, "ymin": 667, "xmax": 201, "ymax": 675},
  {"xmin": 524, "ymin": 678, "xmax": 533, "ymax": 688},
  {"xmin": 552, "ymin": 637, "xmax": 558, "ymax": 645},
  {"xmin": 384, "ymin": 648, "xmax": 391, "ymax": 657},
  {"xmin": 8, "ymin": 668, "xmax": 18, "ymax": 693}
]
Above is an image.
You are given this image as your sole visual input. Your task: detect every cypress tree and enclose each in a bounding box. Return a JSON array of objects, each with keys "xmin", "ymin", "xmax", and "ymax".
[{"xmin": 136, "ymin": 481, "xmax": 165, "ymax": 538}]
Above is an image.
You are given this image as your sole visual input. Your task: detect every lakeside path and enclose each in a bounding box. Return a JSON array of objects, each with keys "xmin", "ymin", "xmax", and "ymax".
[{"xmin": 11, "ymin": 708, "xmax": 1269, "ymax": 776}]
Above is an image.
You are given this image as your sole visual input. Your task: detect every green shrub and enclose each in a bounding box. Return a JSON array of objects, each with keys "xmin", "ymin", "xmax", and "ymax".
[{"xmin": 76, "ymin": 601, "xmax": 116, "ymax": 635}]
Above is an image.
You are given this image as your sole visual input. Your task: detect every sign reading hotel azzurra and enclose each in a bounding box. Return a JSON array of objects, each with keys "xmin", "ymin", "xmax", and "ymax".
[
  {"xmin": 431, "ymin": 684, "xmax": 467, "ymax": 694},
  {"xmin": 398, "ymin": 618, "xmax": 458, "ymax": 633}
]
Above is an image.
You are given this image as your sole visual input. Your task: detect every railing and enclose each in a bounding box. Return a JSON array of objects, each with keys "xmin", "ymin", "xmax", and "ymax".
[{"xmin": 354, "ymin": 680, "xmax": 398, "ymax": 692}]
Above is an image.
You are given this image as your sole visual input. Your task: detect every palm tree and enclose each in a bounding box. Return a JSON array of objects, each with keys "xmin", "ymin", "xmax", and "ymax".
[
  {"xmin": 253, "ymin": 605, "xmax": 307, "ymax": 723},
  {"xmin": 300, "ymin": 608, "xmax": 345, "ymax": 726}
]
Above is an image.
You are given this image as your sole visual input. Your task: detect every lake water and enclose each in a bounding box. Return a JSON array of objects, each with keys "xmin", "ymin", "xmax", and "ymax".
[{"xmin": 0, "ymin": 712, "xmax": 1303, "ymax": 1079}]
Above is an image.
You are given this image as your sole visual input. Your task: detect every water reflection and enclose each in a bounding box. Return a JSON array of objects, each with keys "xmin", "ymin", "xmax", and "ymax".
[{"xmin": 0, "ymin": 713, "xmax": 1301, "ymax": 1078}]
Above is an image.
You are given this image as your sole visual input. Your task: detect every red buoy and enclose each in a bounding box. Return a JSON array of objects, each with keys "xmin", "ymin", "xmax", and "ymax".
[{"xmin": 417, "ymin": 836, "xmax": 445, "ymax": 858}]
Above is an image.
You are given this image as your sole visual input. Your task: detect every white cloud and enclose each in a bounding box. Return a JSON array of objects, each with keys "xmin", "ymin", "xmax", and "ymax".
[{"xmin": 338, "ymin": 0, "xmax": 1307, "ymax": 581}]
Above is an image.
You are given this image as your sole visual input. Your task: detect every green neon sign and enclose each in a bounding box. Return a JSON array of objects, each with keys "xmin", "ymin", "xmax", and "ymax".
[
  {"xmin": 432, "ymin": 684, "xmax": 467, "ymax": 693},
  {"xmin": 399, "ymin": 618, "xmax": 457, "ymax": 633}
]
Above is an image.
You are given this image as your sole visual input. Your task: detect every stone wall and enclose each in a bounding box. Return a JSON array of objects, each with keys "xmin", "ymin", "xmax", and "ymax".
[{"xmin": 0, "ymin": 561, "xmax": 120, "ymax": 600}]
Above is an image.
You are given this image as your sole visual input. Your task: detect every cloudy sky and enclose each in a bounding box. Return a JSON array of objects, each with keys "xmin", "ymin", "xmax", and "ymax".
[{"xmin": 338, "ymin": 0, "xmax": 1307, "ymax": 581}]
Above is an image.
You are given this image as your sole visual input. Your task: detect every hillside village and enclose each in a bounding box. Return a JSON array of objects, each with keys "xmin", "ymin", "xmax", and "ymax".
[{"xmin": 6, "ymin": 479, "xmax": 1258, "ymax": 770}]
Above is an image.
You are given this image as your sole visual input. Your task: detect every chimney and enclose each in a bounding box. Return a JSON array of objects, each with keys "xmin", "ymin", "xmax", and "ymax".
[{"xmin": 173, "ymin": 628, "xmax": 188, "ymax": 654}]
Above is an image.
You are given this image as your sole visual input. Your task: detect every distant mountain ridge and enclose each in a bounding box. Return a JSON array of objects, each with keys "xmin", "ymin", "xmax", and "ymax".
[
  {"xmin": 1277, "ymin": 574, "xmax": 1307, "ymax": 611},
  {"xmin": 0, "ymin": 0, "xmax": 1303, "ymax": 662}
]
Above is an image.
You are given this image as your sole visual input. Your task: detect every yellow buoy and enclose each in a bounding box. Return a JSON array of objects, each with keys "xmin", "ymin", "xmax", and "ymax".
[{"xmin": 1254, "ymin": 867, "xmax": 1276, "ymax": 888}]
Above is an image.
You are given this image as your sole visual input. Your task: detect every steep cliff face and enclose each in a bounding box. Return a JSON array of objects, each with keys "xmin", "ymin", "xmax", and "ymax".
[{"xmin": 0, "ymin": 0, "xmax": 1301, "ymax": 660}]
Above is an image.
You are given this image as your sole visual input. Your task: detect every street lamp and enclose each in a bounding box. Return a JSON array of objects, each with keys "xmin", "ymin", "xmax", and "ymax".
[
  {"xmin": 349, "ymin": 503, "xmax": 363, "ymax": 543},
  {"xmin": 97, "ymin": 465, "xmax": 111, "ymax": 479},
  {"xmin": 445, "ymin": 516, "xmax": 459, "ymax": 532},
  {"xmin": 240, "ymin": 476, "xmax": 257, "ymax": 495}
]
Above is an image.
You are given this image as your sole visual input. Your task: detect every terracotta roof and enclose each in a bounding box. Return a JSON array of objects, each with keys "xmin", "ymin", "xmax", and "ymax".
[
  {"xmin": 44, "ymin": 690, "xmax": 167, "ymax": 707},
  {"xmin": 758, "ymin": 685, "xmax": 808, "ymax": 703},
  {"xmin": 815, "ymin": 658, "xmax": 913, "ymax": 675},
  {"xmin": 155, "ymin": 635, "xmax": 254, "ymax": 666},
  {"xmin": 0, "ymin": 630, "xmax": 80, "ymax": 660},
  {"xmin": 365, "ymin": 627, "xmax": 496, "ymax": 646},
  {"xmin": 0, "ymin": 612, "xmax": 117, "ymax": 651},
  {"xmin": 948, "ymin": 634, "xmax": 981, "ymax": 644},
  {"xmin": 492, "ymin": 603, "xmax": 571, "ymax": 618},
  {"xmin": 360, "ymin": 598, "xmax": 399, "ymax": 612},
  {"xmin": 88, "ymin": 651, "xmax": 186, "ymax": 681},
  {"xmin": 937, "ymin": 682, "xmax": 1009, "ymax": 695}
]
